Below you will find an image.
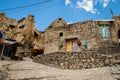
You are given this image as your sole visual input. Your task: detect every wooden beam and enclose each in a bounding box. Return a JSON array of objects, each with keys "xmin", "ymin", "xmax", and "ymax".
[{"xmin": 0, "ymin": 44, "xmax": 5, "ymax": 60}]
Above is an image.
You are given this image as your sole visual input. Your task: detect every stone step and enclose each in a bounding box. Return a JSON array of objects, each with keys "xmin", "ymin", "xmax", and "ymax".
[{"xmin": 112, "ymin": 72, "xmax": 120, "ymax": 75}]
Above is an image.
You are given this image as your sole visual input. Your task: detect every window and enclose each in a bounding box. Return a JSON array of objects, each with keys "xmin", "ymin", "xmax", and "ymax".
[
  {"xmin": 19, "ymin": 25, "xmax": 25, "ymax": 29},
  {"xmin": 9, "ymin": 22, "xmax": 14, "ymax": 26},
  {"xmin": 9, "ymin": 22, "xmax": 15, "ymax": 29},
  {"xmin": 34, "ymin": 31, "xmax": 39, "ymax": 38},
  {"xmin": 10, "ymin": 25, "xmax": 15, "ymax": 29},
  {"xmin": 59, "ymin": 32, "xmax": 63, "ymax": 37},
  {"xmin": 57, "ymin": 21, "xmax": 59, "ymax": 23},
  {"xmin": 58, "ymin": 18, "xmax": 62, "ymax": 20},
  {"xmin": 99, "ymin": 25, "xmax": 111, "ymax": 39}
]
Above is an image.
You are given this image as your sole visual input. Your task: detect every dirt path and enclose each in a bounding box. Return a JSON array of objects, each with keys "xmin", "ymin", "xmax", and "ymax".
[{"xmin": 0, "ymin": 58, "xmax": 119, "ymax": 80}]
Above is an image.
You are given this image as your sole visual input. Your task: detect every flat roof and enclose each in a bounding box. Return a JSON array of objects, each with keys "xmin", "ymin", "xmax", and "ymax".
[{"xmin": 94, "ymin": 19, "xmax": 115, "ymax": 21}]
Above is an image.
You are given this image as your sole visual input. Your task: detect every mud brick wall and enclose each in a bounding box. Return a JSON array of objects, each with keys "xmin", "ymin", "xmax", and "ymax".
[{"xmin": 34, "ymin": 51, "xmax": 120, "ymax": 69}]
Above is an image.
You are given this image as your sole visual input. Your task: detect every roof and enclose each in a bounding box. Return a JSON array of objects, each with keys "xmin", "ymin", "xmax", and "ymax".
[
  {"xmin": 18, "ymin": 18, "xmax": 26, "ymax": 23},
  {"xmin": 4, "ymin": 40, "xmax": 17, "ymax": 45},
  {"xmin": 0, "ymin": 39, "xmax": 22, "ymax": 46},
  {"xmin": 48, "ymin": 18, "xmax": 67, "ymax": 28},
  {"xmin": 94, "ymin": 19, "xmax": 115, "ymax": 22}
]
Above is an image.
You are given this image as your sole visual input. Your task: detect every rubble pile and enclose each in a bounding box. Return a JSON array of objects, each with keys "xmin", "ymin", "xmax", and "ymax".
[{"xmin": 33, "ymin": 51, "xmax": 120, "ymax": 69}]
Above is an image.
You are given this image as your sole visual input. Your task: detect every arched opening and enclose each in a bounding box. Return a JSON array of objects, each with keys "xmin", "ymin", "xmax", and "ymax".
[{"xmin": 118, "ymin": 29, "xmax": 120, "ymax": 47}]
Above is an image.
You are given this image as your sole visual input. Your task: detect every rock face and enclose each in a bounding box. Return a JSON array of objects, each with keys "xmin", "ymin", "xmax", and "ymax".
[{"xmin": 33, "ymin": 51, "xmax": 120, "ymax": 69}]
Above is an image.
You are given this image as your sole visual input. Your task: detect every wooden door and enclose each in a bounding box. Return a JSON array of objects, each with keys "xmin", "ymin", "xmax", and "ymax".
[
  {"xmin": 72, "ymin": 41, "xmax": 77, "ymax": 46},
  {"xmin": 72, "ymin": 41, "xmax": 80, "ymax": 52},
  {"xmin": 66, "ymin": 41, "xmax": 72, "ymax": 52}
]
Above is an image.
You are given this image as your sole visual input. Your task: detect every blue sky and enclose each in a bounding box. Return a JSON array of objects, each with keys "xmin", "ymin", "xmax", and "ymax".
[{"xmin": 0, "ymin": 0, "xmax": 120, "ymax": 31}]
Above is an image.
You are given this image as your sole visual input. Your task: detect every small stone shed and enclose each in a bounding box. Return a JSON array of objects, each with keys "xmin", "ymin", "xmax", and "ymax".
[
  {"xmin": 0, "ymin": 39, "xmax": 22, "ymax": 60},
  {"xmin": 44, "ymin": 16, "xmax": 120, "ymax": 54}
]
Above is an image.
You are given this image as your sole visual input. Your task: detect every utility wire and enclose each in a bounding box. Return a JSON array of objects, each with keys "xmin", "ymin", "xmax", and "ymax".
[{"xmin": 0, "ymin": 0, "xmax": 55, "ymax": 11}]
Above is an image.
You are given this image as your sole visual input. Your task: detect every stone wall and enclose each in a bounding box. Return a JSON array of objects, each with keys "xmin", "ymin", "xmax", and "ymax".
[
  {"xmin": 44, "ymin": 20, "xmax": 98, "ymax": 54},
  {"xmin": 34, "ymin": 51, "xmax": 120, "ymax": 69},
  {"xmin": 113, "ymin": 16, "xmax": 120, "ymax": 44},
  {"xmin": 44, "ymin": 18, "xmax": 119, "ymax": 54},
  {"xmin": 94, "ymin": 20, "xmax": 118, "ymax": 49}
]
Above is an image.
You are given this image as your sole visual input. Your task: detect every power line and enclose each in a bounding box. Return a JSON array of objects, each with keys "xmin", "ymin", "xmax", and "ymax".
[{"xmin": 0, "ymin": 0, "xmax": 55, "ymax": 11}]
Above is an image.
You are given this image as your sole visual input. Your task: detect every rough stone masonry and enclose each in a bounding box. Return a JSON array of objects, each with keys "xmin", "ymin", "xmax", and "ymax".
[{"xmin": 34, "ymin": 50, "xmax": 120, "ymax": 69}]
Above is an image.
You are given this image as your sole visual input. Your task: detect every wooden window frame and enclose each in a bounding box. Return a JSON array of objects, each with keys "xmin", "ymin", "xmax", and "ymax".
[{"xmin": 98, "ymin": 24, "xmax": 111, "ymax": 40}]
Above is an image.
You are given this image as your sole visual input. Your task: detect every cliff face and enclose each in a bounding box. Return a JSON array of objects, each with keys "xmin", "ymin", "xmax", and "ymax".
[{"xmin": 0, "ymin": 13, "xmax": 44, "ymax": 49}]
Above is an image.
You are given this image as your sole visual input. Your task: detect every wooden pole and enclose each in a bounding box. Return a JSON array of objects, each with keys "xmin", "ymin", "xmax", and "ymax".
[
  {"xmin": 30, "ymin": 49, "xmax": 32, "ymax": 58},
  {"xmin": 0, "ymin": 44, "xmax": 5, "ymax": 60},
  {"xmin": 110, "ymin": 8, "xmax": 114, "ymax": 18}
]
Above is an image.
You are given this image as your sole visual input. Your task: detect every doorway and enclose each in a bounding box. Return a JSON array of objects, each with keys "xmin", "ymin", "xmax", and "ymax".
[
  {"xmin": 118, "ymin": 29, "xmax": 120, "ymax": 47},
  {"xmin": 66, "ymin": 38, "xmax": 80, "ymax": 52}
]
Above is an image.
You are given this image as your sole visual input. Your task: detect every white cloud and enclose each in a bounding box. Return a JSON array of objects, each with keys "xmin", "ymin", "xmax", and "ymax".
[
  {"xmin": 76, "ymin": 0, "xmax": 97, "ymax": 14},
  {"xmin": 95, "ymin": 0, "xmax": 103, "ymax": 5},
  {"xmin": 103, "ymin": 0, "xmax": 110, "ymax": 8},
  {"xmin": 65, "ymin": 0, "xmax": 115, "ymax": 14},
  {"xmin": 65, "ymin": 0, "xmax": 73, "ymax": 7},
  {"xmin": 95, "ymin": 0, "xmax": 112, "ymax": 8},
  {"xmin": 65, "ymin": 0, "xmax": 72, "ymax": 5},
  {"xmin": 67, "ymin": 22, "xmax": 73, "ymax": 24}
]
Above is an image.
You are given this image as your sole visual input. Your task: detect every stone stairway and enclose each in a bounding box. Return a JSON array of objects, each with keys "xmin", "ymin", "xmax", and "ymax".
[{"xmin": 110, "ymin": 63, "xmax": 120, "ymax": 80}]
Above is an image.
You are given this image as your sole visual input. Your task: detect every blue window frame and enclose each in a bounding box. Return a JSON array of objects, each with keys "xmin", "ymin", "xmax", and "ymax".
[{"xmin": 98, "ymin": 25, "xmax": 111, "ymax": 39}]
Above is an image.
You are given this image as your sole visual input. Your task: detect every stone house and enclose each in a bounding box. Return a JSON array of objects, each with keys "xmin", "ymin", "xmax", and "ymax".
[
  {"xmin": 1, "ymin": 13, "xmax": 120, "ymax": 55},
  {"xmin": 0, "ymin": 13, "xmax": 44, "ymax": 56},
  {"xmin": 15, "ymin": 15, "xmax": 44, "ymax": 51},
  {"xmin": 44, "ymin": 16, "xmax": 120, "ymax": 54}
]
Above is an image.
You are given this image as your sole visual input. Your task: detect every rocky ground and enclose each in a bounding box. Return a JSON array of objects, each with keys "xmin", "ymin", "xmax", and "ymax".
[{"xmin": 0, "ymin": 58, "xmax": 119, "ymax": 80}]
